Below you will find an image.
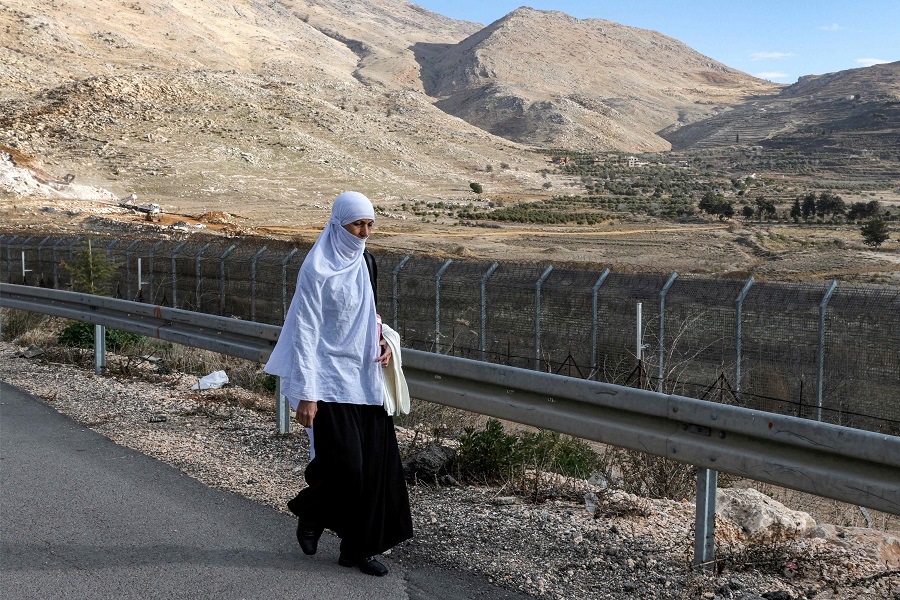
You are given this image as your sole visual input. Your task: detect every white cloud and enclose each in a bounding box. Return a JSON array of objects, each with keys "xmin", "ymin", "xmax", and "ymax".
[
  {"xmin": 751, "ymin": 52, "xmax": 793, "ymax": 61},
  {"xmin": 855, "ymin": 58, "xmax": 891, "ymax": 67},
  {"xmin": 818, "ymin": 23, "xmax": 842, "ymax": 31},
  {"xmin": 755, "ymin": 72, "xmax": 791, "ymax": 81}
]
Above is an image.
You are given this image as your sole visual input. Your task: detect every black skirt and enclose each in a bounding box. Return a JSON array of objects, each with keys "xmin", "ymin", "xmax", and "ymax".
[{"xmin": 287, "ymin": 402, "xmax": 414, "ymax": 559}]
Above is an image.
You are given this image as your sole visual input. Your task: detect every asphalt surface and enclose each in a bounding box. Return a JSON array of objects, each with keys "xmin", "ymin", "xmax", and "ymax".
[{"xmin": 0, "ymin": 381, "xmax": 530, "ymax": 600}]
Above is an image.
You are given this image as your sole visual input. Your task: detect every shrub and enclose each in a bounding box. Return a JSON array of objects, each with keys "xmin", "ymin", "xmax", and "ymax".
[
  {"xmin": 469, "ymin": 182, "xmax": 483, "ymax": 194},
  {"xmin": 457, "ymin": 419, "xmax": 520, "ymax": 483},
  {"xmin": 58, "ymin": 321, "xmax": 146, "ymax": 352},
  {"xmin": 861, "ymin": 218, "xmax": 890, "ymax": 247},
  {"xmin": 1, "ymin": 308, "xmax": 50, "ymax": 342},
  {"xmin": 261, "ymin": 374, "xmax": 277, "ymax": 394},
  {"xmin": 456, "ymin": 419, "xmax": 603, "ymax": 487}
]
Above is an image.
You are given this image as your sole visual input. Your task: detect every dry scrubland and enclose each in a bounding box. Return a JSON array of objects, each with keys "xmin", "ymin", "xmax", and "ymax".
[{"xmin": 1, "ymin": 1, "xmax": 898, "ymax": 280}]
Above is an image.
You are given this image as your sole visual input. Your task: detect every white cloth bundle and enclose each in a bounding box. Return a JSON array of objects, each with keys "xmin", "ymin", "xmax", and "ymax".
[{"xmin": 380, "ymin": 323, "xmax": 410, "ymax": 416}]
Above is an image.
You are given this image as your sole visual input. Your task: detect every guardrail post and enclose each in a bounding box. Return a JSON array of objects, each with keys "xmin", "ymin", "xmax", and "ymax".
[
  {"xmin": 250, "ymin": 246, "xmax": 268, "ymax": 321},
  {"xmin": 590, "ymin": 268, "xmax": 611, "ymax": 378},
  {"xmin": 195, "ymin": 243, "xmax": 211, "ymax": 311},
  {"xmin": 281, "ymin": 248, "xmax": 299, "ymax": 320},
  {"xmin": 693, "ymin": 468, "xmax": 718, "ymax": 570},
  {"xmin": 480, "ymin": 262, "xmax": 499, "ymax": 361},
  {"xmin": 534, "ymin": 265, "xmax": 554, "ymax": 371},
  {"xmin": 94, "ymin": 324, "xmax": 107, "ymax": 375},
  {"xmin": 817, "ymin": 280, "xmax": 838, "ymax": 422},
  {"xmin": 734, "ymin": 276, "xmax": 755, "ymax": 395},
  {"xmin": 171, "ymin": 241, "xmax": 187, "ymax": 308},
  {"xmin": 276, "ymin": 376, "xmax": 291, "ymax": 434},
  {"xmin": 657, "ymin": 272, "xmax": 678, "ymax": 393},
  {"xmin": 434, "ymin": 259, "xmax": 453, "ymax": 353},
  {"xmin": 392, "ymin": 256, "xmax": 410, "ymax": 330},
  {"xmin": 124, "ymin": 240, "xmax": 140, "ymax": 299},
  {"xmin": 218, "ymin": 245, "xmax": 237, "ymax": 316}
]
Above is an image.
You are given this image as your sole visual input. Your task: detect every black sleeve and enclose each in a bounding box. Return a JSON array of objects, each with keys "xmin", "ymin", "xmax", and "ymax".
[{"xmin": 364, "ymin": 250, "xmax": 378, "ymax": 304}]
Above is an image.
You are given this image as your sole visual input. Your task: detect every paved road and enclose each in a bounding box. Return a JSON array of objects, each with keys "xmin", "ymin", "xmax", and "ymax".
[{"xmin": 0, "ymin": 381, "xmax": 528, "ymax": 600}]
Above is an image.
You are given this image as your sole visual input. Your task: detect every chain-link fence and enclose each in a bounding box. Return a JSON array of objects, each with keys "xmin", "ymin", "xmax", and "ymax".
[{"xmin": 2, "ymin": 232, "xmax": 898, "ymax": 435}]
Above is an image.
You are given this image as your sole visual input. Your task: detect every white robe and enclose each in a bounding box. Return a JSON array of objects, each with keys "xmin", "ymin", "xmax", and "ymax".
[{"xmin": 264, "ymin": 192, "xmax": 384, "ymax": 410}]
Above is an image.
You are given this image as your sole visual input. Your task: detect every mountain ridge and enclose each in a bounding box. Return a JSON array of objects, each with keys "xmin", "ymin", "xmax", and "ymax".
[{"xmin": 1, "ymin": 0, "xmax": 894, "ymax": 216}]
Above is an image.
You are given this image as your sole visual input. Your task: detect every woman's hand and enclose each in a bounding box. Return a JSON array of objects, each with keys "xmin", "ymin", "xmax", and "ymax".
[
  {"xmin": 375, "ymin": 338, "xmax": 392, "ymax": 368},
  {"xmin": 294, "ymin": 400, "xmax": 317, "ymax": 428}
]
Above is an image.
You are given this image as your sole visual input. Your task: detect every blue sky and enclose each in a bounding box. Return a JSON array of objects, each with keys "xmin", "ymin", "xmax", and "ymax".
[{"xmin": 413, "ymin": 1, "xmax": 898, "ymax": 83}]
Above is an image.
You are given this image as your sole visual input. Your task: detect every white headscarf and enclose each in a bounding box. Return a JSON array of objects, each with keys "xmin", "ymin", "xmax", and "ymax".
[{"xmin": 264, "ymin": 192, "xmax": 383, "ymax": 408}]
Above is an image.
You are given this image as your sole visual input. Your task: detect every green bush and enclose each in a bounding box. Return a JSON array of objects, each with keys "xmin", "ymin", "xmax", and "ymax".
[
  {"xmin": 58, "ymin": 321, "xmax": 146, "ymax": 352},
  {"xmin": 518, "ymin": 430, "xmax": 600, "ymax": 479},
  {"xmin": 457, "ymin": 419, "xmax": 520, "ymax": 483},
  {"xmin": 261, "ymin": 374, "xmax": 277, "ymax": 394},
  {"xmin": 457, "ymin": 419, "xmax": 602, "ymax": 485}
]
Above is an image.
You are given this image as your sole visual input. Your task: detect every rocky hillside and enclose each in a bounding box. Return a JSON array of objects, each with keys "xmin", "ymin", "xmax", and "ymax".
[
  {"xmin": 662, "ymin": 61, "xmax": 900, "ymax": 153},
  {"xmin": 423, "ymin": 7, "xmax": 778, "ymax": 151},
  {"xmin": 2, "ymin": 0, "xmax": 891, "ymax": 221},
  {"xmin": 0, "ymin": 0, "xmax": 542, "ymax": 221}
]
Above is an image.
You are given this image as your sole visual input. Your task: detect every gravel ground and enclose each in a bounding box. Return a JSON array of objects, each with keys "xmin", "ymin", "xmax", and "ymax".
[{"xmin": 1, "ymin": 340, "xmax": 897, "ymax": 599}]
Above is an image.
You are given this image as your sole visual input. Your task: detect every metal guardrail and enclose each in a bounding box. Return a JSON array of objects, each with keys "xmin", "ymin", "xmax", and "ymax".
[{"xmin": 2, "ymin": 283, "xmax": 899, "ymax": 567}]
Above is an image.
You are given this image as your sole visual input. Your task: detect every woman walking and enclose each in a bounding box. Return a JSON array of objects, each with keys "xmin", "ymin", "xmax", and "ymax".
[{"xmin": 264, "ymin": 191, "xmax": 413, "ymax": 576}]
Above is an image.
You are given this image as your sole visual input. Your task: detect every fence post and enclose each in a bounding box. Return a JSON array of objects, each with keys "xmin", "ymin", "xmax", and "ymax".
[
  {"xmin": 693, "ymin": 467, "xmax": 718, "ymax": 570},
  {"xmin": 94, "ymin": 324, "xmax": 107, "ymax": 375},
  {"xmin": 104, "ymin": 238, "xmax": 119, "ymax": 262},
  {"xmin": 276, "ymin": 376, "xmax": 291, "ymax": 435},
  {"xmin": 6, "ymin": 236, "xmax": 21, "ymax": 282},
  {"xmin": 636, "ymin": 302, "xmax": 643, "ymax": 361},
  {"xmin": 817, "ymin": 280, "xmax": 838, "ymax": 422},
  {"xmin": 0, "ymin": 235, "xmax": 6, "ymax": 281},
  {"xmin": 434, "ymin": 259, "xmax": 453, "ymax": 353},
  {"xmin": 392, "ymin": 256, "xmax": 410, "ymax": 330},
  {"xmin": 19, "ymin": 236, "xmax": 35, "ymax": 283},
  {"xmin": 280, "ymin": 248, "xmax": 299, "ymax": 320},
  {"xmin": 657, "ymin": 272, "xmax": 678, "ymax": 393},
  {"xmin": 36, "ymin": 236, "xmax": 52, "ymax": 284},
  {"xmin": 124, "ymin": 240, "xmax": 140, "ymax": 299},
  {"xmin": 195, "ymin": 242, "xmax": 211, "ymax": 311},
  {"xmin": 734, "ymin": 276, "xmax": 755, "ymax": 395},
  {"xmin": 250, "ymin": 246, "xmax": 268, "ymax": 322},
  {"xmin": 171, "ymin": 241, "xmax": 188, "ymax": 308},
  {"xmin": 534, "ymin": 265, "xmax": 554, "ymax": 370},
  {"xmin": 52, "ymin": 237, "xmax": 69, "ymax": 289},
  {"xmin": 219, "ymin": 244, "xmax": 237, "ymax": 316},
  {"xmin": 64, "ymin": 237, "xmax": 83, "ymax": 289},
  {"xmin": 590, "ymin": 268, "xmax": 611, "ymax": 377},
  {"xmin": 480, "ymin": 262, "xmax": 499, "ymax": 361},
  {"xmin": 147, "ymin": 240, "xmax": 164, "ymax": 303}
]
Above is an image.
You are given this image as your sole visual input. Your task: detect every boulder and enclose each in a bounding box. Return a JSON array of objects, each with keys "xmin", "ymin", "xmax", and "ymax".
[
  {"xmin": 716, "ymin": 488, "xmax": 816, "ymax": 543},
  {"xmin": 403, "ymin": 443, "xmax": 456, "ymax": 485},
  {"xmin": 804, "ymin": 524, "xmax": 900, "ymax": 569}
]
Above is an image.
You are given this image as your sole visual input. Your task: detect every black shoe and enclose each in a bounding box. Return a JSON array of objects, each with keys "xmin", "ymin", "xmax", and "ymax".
[
  {"xmin": 338, "ymin": 555, "xmax": 388, "ymax": 576},
  {"xmin": 296, "ymin": 521, "xmax": 324, "ymax": 556}
]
